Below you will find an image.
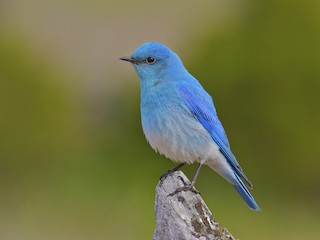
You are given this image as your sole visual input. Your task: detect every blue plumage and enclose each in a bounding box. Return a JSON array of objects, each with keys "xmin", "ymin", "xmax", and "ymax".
[
  {"xmin": 120, "ymin": 42, "xmax": 260, "ymax": 211},
  {"xmin": 176, "ymin": 83, "xmax": 253, "ymax": 189}
]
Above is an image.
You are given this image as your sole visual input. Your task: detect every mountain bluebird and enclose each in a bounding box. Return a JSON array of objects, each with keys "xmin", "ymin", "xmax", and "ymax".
[{"xmin": 120, "ymin": 42, "xmax": 260, "ymax": 211}]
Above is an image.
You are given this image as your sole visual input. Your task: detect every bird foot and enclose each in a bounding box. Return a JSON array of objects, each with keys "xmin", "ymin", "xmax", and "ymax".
[
  {"xmin": 168, "ymin": 177, "xmax": 200, "ymax": 196},
  {"xmin": 160, "ymin": 169, "xmax": 175, "ymax": 181},
  {"xmin": 160, "ymin": 163, "xmax": 186, "ymax": 181},
  {"xmin": 168, "ymin": 184, "xmax": 200, "ymax": 196}
]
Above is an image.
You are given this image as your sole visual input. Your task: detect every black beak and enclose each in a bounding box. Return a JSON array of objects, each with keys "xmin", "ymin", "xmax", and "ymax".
[{"xmin": 119, "ymin": 56, "xmax": 139, "ymax": 64}]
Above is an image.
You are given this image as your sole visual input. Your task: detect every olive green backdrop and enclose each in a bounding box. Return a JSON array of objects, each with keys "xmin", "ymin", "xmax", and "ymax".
[{"xmin": 1, "ymin": 0, "xmax": 319, "ymax": 239}]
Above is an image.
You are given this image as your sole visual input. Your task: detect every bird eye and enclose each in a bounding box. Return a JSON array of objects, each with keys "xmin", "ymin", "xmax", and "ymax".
[{"xmin": 146, "ymin": 57, "xmax": 156, "ymax": 64}]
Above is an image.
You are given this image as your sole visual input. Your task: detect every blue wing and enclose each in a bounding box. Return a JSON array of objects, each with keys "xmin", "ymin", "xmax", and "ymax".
[{"xmin": 177, "ymin": 82, "xmax": 253, "ymax": 188}]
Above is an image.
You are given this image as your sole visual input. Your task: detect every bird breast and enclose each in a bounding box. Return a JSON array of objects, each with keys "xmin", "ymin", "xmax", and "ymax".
[{"xmin": 140, "ymin": 88, "xmax": 216, "ymax": 164}]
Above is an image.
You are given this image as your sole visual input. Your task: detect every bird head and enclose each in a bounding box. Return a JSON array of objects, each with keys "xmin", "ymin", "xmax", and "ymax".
[{"xmin": 120, "ymin": 42, "xmax": 185, "ymax": 82}]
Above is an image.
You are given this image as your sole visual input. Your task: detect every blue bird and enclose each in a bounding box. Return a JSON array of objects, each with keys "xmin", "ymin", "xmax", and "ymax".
[{"xmin": 120, "ymin": 42, "xmax": 260, "ymax": 211}]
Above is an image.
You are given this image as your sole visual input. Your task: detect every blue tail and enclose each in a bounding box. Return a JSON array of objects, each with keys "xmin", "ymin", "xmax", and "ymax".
[{"xmin": 233, "ymin": 173, "xmax": 261, "ymax": 211}]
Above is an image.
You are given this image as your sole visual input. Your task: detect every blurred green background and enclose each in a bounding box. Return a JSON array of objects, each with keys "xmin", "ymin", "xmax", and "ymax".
[{"xmin": 1, "ymin": 0, "xmax": 319, "ymax": 239}]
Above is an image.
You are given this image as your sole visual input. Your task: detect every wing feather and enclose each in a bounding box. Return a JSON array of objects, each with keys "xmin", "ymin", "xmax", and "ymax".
[{"xmin": 177, "ymin": 83, "xmax": 253, "ymax": 188}]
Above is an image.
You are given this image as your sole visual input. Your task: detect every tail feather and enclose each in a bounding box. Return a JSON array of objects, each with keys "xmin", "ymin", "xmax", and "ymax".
[{"xmin": 233, "ymin": 173, "xmax": 261, "ymax": 211}]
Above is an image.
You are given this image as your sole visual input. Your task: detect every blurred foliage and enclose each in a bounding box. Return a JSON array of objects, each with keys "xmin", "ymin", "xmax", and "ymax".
[
  {"xmin": 0, "ymin": 0, "xmax": 319, "ymax": 240},
  {"xmin": 191, "ymin": 0, "xmax": 320, "ymax": 187},
  {"xmin": 187, "ymin": 1, "xmax": 320, "ymax": 238}
]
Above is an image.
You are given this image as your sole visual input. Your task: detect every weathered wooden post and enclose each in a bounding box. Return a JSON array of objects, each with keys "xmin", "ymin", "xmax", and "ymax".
[{"xmin": 153, "ymin": 171, "xmax": 235, "ymax": 240}]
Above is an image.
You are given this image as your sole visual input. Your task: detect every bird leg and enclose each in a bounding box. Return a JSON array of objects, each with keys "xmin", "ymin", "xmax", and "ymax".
[
  {"xmin": 160, "ymin": 162, "xmax": 186, "ymax": 181},
  {"xmin": 168, "ymin": 163, "xmax": 203, "ymax": 196}
]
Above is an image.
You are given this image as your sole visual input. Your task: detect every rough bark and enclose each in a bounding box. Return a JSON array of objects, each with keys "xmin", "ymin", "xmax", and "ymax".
[{"xmin": 153, "ymin": 171, "xmax": 236, "ymax": 240}]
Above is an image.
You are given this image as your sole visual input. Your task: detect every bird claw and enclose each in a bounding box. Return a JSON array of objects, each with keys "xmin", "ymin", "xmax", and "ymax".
[
  {"xmin": 160, "ymin": 163, "xmax": 186, "ymax": 181},
  {"xmin": 168, "ymin": 184, "xmax": 200, "ymax": 196},
  {"xmin": 160, "ymin": 169, "xmax": 173, "ymax": 181}
]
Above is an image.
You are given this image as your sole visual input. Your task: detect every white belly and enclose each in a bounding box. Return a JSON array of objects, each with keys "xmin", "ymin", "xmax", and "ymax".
[
  {"xmin": 141, "ymin": 102, "xmax": 236, "ymax": 186},
  {"xmin": 141, "ymin": 107, "xmax": 218, "ymax": 163}
]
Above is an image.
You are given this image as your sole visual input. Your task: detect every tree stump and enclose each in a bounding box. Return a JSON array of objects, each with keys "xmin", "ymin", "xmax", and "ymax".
[{"xmin": 153, "ymin": 171, "xmax": 236, "ymax": 240}]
